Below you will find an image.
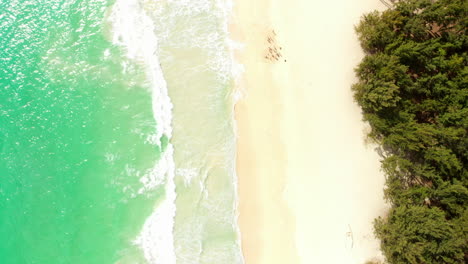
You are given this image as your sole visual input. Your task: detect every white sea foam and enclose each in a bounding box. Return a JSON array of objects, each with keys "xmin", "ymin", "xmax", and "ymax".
[
  {"xmin": 160, "ymin": 1, "xmax": 244, "ymax": 263},
  {"xmin": 108, "ymin": 0, "xmax": 176, "ymax": 263},
  {"xmin": 134, "ymin": 145, "xmax": 177, "ymax": 264},
  {"xmin": 176, "ymin": 167, "xmax": 198, "ymax": 186},
  {"xmin": 108, "ymin": 0, "xmax": 173, "ymax": 144},
  {"xmin": 108, "ymin": 0, "xmax": 245, "ymax": 263},
  {"xmin": 145, "ymin": 0, "xmax": 239, "ymax": 84}
]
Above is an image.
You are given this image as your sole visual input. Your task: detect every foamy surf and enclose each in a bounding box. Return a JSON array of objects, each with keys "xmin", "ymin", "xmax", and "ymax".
[
  {"xmin": 134, "ymin": 145, "xmax": 177, "ymax": 264},
  {"xmin": 146, "ymin": 0, "xmax": 243, "ymax": 262},
  {"xmin": 107, "ymin": 0, "xmax": 244, "ymax": 263},
  {"xmin": 108, "ymin": 0, "xmax": 176, "ymax": 263}
]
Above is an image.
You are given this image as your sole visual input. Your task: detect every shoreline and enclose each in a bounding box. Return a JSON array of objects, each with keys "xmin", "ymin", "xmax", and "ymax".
[{"xmin": 233, "ymin": 0, "xmax": 388, "ymax": 263}]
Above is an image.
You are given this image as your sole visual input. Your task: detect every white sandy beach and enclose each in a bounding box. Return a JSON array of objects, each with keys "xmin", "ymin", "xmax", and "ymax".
[{"xmin": 234, "ymin": 0, "xmax": 388, "ymax": 263}]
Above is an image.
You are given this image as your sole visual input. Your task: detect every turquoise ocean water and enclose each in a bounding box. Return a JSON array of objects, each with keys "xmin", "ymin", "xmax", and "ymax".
[{"xmin": 0, "ymin": 0, "xmax": 242, "ymax": 263}]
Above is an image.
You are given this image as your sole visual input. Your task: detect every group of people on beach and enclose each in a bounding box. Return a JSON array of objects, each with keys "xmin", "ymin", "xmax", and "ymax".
[{"xmin": 264, "ymin": 30, "xmax": 285, "ymax": 62}]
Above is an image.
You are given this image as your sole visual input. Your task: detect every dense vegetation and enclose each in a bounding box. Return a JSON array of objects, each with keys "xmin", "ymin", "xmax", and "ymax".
[{"xmin": 352, "ymin": 0, "xmax": 467, "ymax": 263}]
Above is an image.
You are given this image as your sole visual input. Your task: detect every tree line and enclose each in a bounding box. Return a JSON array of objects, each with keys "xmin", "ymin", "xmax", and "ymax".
[{"xmin": 353, "ymin": 0, "xmax": 467, "ymax": 263}]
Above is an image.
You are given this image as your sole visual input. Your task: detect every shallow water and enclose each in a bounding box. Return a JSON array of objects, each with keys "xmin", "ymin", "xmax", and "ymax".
[
  {"xmin": 0, "ymin": 0, "xmax": 241, "ymax": 263},
  {"xmin": 143, "ymin": 0, "xmax": 242, "ymax": 263}
]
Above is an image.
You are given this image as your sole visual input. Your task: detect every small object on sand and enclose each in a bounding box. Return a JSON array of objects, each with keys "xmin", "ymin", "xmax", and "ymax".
[{"xmin": 345, "ymin": 224, "xmax": 354, "ymax": 249}]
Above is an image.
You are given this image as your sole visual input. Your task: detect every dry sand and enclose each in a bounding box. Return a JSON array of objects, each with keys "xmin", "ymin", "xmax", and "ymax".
[{"xmin": 233, "ymin": 0, "xmax": 388, "ymax": 264}]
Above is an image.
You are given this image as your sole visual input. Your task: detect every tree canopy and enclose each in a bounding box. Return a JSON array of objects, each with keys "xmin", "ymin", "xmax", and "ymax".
[{"xmin": 353, "ymin": 0, "xmax": 467, "ymax": 263}]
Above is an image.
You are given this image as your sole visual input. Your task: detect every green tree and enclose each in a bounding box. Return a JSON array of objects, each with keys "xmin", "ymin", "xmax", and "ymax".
[
  {"xmin": 353, "ymin": 0, "xmax": 467, "ymax": 263},
  {"xmin": 375, "ymin": 206, "xmax": 465, "ymax": 264}
]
